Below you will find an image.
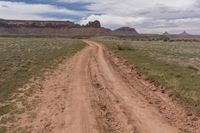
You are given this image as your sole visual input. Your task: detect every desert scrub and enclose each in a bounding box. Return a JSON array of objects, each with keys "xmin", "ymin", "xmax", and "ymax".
[
  {"xmin": 0, "ymin": 37, "xmax": 85, "ymax": 101},
  {"xmin": 117, "ymin": 41, "xmax": 134, "ymax": 51},
  {"xmin": 0, "ymin": 127, "xmax": 6, "ymax": 133},
  {"xmin": 95, "ymin": 37, "xmax": 200, "ymax": 112},
  {"xmin": 0, "ymin": 104, "xmax": 14, "ymax": 116}
]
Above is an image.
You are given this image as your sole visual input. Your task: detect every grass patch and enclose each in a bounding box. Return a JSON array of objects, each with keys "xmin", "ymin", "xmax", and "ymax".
[
  {"xmin": 0, "ymin": 37, "xmax": 85, "ymax": 102},
  {"xmin": 95, "ymin": 37, "xmax": 200, "ymax": 112},
  {"xmin": 0, "ymin": 115, "xmax": 16, "ymax": 124},
  {"xmin": 0, "ymin": 37, "xmax": 85, "ymax": 131},
  {"xmin": 116, "ymin": 41, "xmax": 135, "ymax": 51},
  {"xmin": 0, "ymin": 105, "xmax": 13, "ymax": 116},
  {"xmin": 0, "ymin": 127, "xmax": 6, "ymax": 133}
]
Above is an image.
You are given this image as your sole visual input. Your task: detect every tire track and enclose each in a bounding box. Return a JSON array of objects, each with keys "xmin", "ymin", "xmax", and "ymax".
[{"xmin": 83, "ymin": 40, "xmax": 180, "ymax": 133}]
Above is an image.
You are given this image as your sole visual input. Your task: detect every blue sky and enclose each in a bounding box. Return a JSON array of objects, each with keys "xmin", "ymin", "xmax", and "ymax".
[
  {"xmin": 7, "ymin": 0, "xmax": 89, "ymax": 10},
  {"xmin": 0, "ymin": 0, "xmax": 200, "ymax": 34}
]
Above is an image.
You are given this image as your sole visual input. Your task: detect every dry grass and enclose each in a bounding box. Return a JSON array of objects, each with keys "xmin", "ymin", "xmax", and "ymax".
[
  {"xmin": 0, "ymin": 37, "xmax": 85, "ymax": 132},
  {"xmin": 0, "ymin": 37, "xmax": 85, "ymax": 101},
  {"xmin": 95, "ymin": 37, "xmax": 200, "ymax": 112}
]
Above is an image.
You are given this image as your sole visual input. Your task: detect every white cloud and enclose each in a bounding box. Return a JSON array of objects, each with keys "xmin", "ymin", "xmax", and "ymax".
[
  {"xmin": 0, "ymin": 1, "xmax": 82, "ymax": 20},
  {"xmin": 1, "ymin": 0, "xmax": 200, "ymax": 34},
  {"xmin": 60, "ymin": 0, "xmax": 196, "ymax": 9},
  {"xmin": 80, "ymin": 14, "xmax": 145, "ymax": 29},
  {"xmin": 60, "ymin": 0, "xmax": 200, "ymax": 34},
  {"xmin": 132, "ymin": 18, "xmax": 200, "ymax": 34}
]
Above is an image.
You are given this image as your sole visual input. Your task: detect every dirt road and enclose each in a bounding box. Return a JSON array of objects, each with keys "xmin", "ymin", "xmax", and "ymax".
[{"xmin": 18, "ymin": 40, "xmax": 200, "ymax": 133}]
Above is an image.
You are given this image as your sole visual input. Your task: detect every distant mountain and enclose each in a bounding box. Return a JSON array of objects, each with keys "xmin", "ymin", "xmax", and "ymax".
[
  {"xmin": 163, "ymin": 32, "xmax": 169, "ymax": 36},
  {"xmin": 0, "ymin": 19, "xmax": 112, "ymax": 37},
  {"xmin": 0, "ymin": 19, "xmax": 140, "ymax": 37},
  {"xmin": 111, "ymin": 27, "xmax": 139, "ymax": 36},
  {"xmin": 179, "ymin": 31, "xmax": 190, "ymax": 38},
  {"xmin": 84, "ymin": 20, "xmax": 101, "ymax": 28},
  {"xmin": 0, "ymin": 19, "xmax": 81, "ymax": 28},
  {"xmin": 161, "ymin": 31, "xmax": 200, "ymax": 39}
]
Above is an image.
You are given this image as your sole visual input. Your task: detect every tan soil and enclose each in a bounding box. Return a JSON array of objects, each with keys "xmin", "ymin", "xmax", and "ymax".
[{"xmin": 13, "ymin": 40, "xmax": 200, "ymax": 133}]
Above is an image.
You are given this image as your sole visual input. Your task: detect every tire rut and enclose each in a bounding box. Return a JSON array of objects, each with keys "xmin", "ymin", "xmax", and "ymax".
[
  {"xmin": 87, "ymin": 52, "xmax": 138, "ymax": 133},
  {"xmin": 105, "ymin": 48, "xmax": 200, "ymax": 133},
  {"xmin": 83, "ymin": 40, "xmax": 181, "ymax": 133}
]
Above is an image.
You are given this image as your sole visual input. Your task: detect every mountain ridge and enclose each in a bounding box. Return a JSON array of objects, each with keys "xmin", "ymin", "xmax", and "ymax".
[{"xmin": 0, "ymin": 19, "xmax": 138, "ymax": 37}]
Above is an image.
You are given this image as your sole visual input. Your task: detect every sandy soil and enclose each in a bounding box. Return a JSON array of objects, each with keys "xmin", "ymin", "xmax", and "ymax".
[{"xmin": 15, "ymin": 40, "xmax": 200, "ymax": 133}]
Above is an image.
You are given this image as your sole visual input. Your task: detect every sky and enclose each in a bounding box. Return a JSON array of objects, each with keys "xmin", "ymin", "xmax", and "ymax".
[{"xmin": 0, "ymin": 0, "xmax": 200, "ymax": 34}]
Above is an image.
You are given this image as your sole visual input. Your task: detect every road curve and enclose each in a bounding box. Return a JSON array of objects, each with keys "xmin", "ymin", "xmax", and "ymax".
[{"xmin": 17, "ymin": 40, "xmax": 200, "ymax": 133}]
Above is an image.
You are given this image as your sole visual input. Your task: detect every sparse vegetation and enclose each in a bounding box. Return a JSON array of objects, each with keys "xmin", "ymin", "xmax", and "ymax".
[
  {"xmin": 0, "ymin": 37, "xmax": 85, "ymax": 131},
  {"xmin": 0, "ymin": 105, "xmax": 13, "ymax": 116},
  {"xmin": 95, "ymin": 37, "xmax": 200, "ymax": 112},
  {"xmin": 117, "ymin": 41, "xmax": 135, "ymax": 51},
  {"xmin": 0, "ymin": 127, "xmax": 6, "ymax": 133},
  {"xmin": 0, "ymin": 37, "xmax": 85, "ymax": 101}
]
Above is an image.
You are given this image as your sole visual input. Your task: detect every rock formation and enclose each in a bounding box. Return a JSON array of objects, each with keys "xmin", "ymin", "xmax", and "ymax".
[
  {"xmin": 0, "ymin": 19, "xmax": 80, "ymax": 28},
  {"xmin": 179, "ymin": 31, "xmax": 190, "ymax": 37},
  {"xmin": 0, "ymin": 19, "xmax": 109, "ymax": 37},
  {"xmin": 111, "ymin": 27, "xmax": 139, "ymax": 36},
  {"xmin": 0, "ymin": 19, "xmax": 139, "ymax": 37},
  {"xmin": 85, "ymin": 20, "xmax": 101, "ymax": 28},
  {"xmin": 163, "ymin": 32, "xmax": 169, "ymax": 36}
]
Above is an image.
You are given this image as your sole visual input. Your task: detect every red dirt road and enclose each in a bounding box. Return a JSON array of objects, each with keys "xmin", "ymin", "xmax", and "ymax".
[{"xmin": 17, "ymin": 40, "xmax": 200, "ymax": 133}]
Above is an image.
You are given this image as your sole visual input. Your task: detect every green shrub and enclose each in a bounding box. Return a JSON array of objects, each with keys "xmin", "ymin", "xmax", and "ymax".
[
  {"xmin": 0, "ymin": 127, "xmax": 6, "ymax": 133},
  {"xmin": 117, "ymin": 41, "xmax": 134, "ymax": 51}
]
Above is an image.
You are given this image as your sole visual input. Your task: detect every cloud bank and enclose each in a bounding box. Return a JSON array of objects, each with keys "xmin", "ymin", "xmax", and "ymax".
[{"xmin": 1, "ymin": 0, "xmax": 200, "ymax": 34}]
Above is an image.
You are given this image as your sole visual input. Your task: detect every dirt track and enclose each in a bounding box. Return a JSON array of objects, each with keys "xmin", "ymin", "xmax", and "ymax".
[{"xmin": 19, "ymin": 40, "xmax": 200, "ymax": 133}]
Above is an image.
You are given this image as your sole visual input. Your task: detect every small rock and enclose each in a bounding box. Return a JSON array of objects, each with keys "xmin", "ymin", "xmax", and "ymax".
[
  {"xmin": 168, "ymin": 92, "xmax": 173, "ymax": 97},
  {"xmin": 99, "ymin": 87, "xmax": 104, "ymax": 90},
  {"xmin": 101, "ymin": 105, "xmax": 107, "ymax": 111},
  {"xmin": 191, "ymin": 117, "xmax": 198, "ymax": 121},
  {"xmin": 161, "ymin": 89, "xmax": 165, "ymax": 93},
  {"xmin": 62, "ymin": 89, "xmax": 66, "ymax": 92},
  {"xmin": 187, "ymin": 113, "xmax": 193, "ymax": 116},
  {"xmin": 152, "ymin": 88, "xmax": 157, "ymax": 91},
  {"xmin": 149, "ymin": 101, "xmax": 153, "ymax": 104},
  {"xmin": 95, "ymin": 82, "xmax": 101, "ymax": 88},
  {"xmin": 154, "ymin": 100, "xmax": 160, "ymax": 104},
  {"xmin": 2, "ymin": 68, "xmax": 7, "ymax": 71}
]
